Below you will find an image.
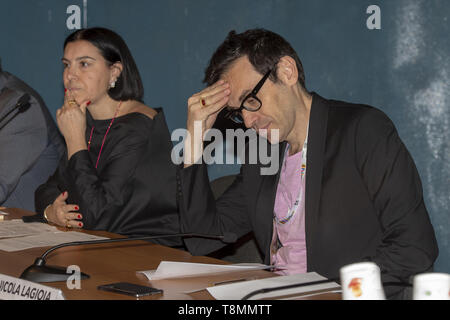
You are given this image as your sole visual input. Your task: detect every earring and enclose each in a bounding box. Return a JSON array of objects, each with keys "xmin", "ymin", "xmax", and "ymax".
[{"xmin": 109, "ymin": 80, "xmax": 116, "ymax": 89}]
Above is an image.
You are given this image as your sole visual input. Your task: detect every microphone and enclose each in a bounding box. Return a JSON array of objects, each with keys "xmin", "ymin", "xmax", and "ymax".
[
  {"xmin": 0, "ymin": 93, "xmax": 31, "ymax": 130},
  {"xmin": 20, "ymin": 232, "xmax": 237, "ymax": 283}
]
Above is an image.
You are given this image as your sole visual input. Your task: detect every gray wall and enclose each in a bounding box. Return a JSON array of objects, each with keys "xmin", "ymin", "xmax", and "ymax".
[{"xmin": 1, "ymin": 0, "xmax": 448, "ymax": 273}]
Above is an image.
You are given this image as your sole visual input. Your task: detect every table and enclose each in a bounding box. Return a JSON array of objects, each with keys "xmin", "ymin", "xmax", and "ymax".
[{"xmin": 0, "ymin": 208, "xmax": 340, "ymax": 300}]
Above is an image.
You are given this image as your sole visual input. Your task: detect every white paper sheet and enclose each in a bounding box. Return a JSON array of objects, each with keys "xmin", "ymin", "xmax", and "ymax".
[
  {"xmin": 0, "ymin": 219, "xmax": 58, "ymax": 239},
  {"xmin": 0, "ymin": 230, "xmax": 109, "ymax": 252},
  {"xmin": 139, "ymin": 261, "xmax": 273, "ymax": 280},
  {"xmin": 207, "ymin": 272, "xmax": 341, "ymax": 300}
]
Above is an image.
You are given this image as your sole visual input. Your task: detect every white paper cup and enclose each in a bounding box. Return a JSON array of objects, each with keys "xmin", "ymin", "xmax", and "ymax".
[
  {"xmin": 340, "ymin": 262, "xmax": 386, "ymax": 300},
  {"xmin": 413, "ymin": 273, "xmax": 450, "ymax": 300}
]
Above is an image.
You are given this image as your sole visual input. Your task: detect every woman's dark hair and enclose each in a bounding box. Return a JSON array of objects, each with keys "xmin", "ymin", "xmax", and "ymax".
[
  {"xmin": 204, "ymin": 29, "xmax": 307, "ymax": 91},
  {"xmin": 64, "ymin": 27, "xmax": 144, "ymax": 102}
]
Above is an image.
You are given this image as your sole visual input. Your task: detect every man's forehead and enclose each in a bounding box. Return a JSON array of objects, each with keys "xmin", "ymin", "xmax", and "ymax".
[
  {"xmin": 221, "ymin": 57, "xmax": 259, "ymax": 104},
  {"xmin": 222, "ymin": 57, "xmax": 254, "ymax": 80}
]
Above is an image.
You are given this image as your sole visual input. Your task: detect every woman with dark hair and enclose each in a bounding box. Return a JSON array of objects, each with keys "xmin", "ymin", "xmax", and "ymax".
[{"xmin": 33, "ymin": 27, "xmax": 182, "ymax": 246}]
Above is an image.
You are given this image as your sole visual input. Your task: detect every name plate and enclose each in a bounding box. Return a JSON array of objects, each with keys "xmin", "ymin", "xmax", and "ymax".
[{"xmin": 0, "ymin": 273, "xmax": 65, "ymax": 300}]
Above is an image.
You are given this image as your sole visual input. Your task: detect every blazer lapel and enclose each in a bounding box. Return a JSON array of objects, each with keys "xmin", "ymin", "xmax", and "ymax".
[
  {"xmin": 254, "ymin": 141, "xmax": 287, "ymax": 263},
  {"xmin": 305, "ymin": 93, "xmax": 329, "ymax": 270}
]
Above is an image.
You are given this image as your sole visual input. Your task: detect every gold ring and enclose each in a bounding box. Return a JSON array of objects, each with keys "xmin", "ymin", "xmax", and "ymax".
[
  {"xmin": 66, "ymin": 220, "xmax": 72, "ymax": 228},
  {"xmin": 68, "ymin": 100, "xmax": 77, "ymax": 106}
]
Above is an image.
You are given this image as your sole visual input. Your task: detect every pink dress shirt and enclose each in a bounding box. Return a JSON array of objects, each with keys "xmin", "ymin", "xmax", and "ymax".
[{"xmin": 271, "ymin": 145, "xmax": 307, "ymax": 275}]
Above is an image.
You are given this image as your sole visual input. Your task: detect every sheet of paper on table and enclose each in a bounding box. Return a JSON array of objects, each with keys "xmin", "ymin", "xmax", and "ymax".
[
  {"xmin": 139, "ymin": 261, "xmax": 274, "ymax": 280},
  {"xmin": 0, "ymin": 228, "xmax": 109, "ymax": 252},
  {"xmin": 0, "ymin": 219, "xmax": 58, "ymax": 238},
  {"xmin": 207, "ymin": 272, "xmax": 341, "ymax": 300}
]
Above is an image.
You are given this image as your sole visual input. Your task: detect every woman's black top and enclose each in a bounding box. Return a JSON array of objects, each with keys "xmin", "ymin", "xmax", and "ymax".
[{"xmin": 34, "ymin": 108, "xmax": 182, "ymax": 247}]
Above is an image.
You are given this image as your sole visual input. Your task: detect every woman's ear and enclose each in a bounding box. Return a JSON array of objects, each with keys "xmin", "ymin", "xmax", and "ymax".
[
  {"xmin": 276, "ymin": 56, "xmax": 298, "ymax": 86},
  {"xmin": 110, "ymin": 61, "xmax": 123, "ymax": 82}
]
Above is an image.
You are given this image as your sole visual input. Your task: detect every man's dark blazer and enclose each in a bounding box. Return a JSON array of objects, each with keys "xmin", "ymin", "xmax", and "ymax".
[
  {"xmin": 0, "ymin": 70, "xmax": 64, "ymax": 211},
  {"xmin": 178, "ymin": 92, "xmax": 438, "ymax": 299}
]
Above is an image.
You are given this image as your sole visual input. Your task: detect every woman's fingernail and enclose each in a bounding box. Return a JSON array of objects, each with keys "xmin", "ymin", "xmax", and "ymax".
[
  {"xmin": 74, "ymin": 206, "xmax": 79, "ymax": 210},
  {"xmin": 64, "ymin": 88, "xmax": 67, "ymax": 93},
  {"xmin": 87, "ymin": 101, "xmax": 91, "ymax": 106},
  {"xmin": 79, "ymin": 223, "xmax": 83, "ymax": 227},
  {"xmin": 77, "ymin": 214, "xmax": 81, "ymax": 219}
]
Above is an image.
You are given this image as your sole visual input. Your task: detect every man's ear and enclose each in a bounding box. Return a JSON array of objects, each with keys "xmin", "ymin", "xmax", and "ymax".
[{"xmin": 276, "ymin": 56, "xmax": 298, "ymax": 86}]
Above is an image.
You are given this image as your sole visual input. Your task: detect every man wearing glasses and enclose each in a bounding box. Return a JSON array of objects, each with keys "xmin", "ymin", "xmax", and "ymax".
[{"xmin": 179, "ymin": 29, "xmax": 438, "ymax": 299}]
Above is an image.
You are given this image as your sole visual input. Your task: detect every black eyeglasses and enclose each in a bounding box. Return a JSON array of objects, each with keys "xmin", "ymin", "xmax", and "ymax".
[{"xmin": 225, "ymin": 68, "xmax": 272, "ymax": 124}]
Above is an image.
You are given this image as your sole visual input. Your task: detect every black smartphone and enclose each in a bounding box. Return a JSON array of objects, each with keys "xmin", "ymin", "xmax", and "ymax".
[{"xmin": 97, "ymin": 282, "xmax": 163, "ymax": 298}]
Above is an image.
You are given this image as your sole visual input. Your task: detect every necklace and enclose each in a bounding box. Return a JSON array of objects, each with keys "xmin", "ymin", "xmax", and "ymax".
[
  {"xmin": 273, "ymin": 126, "xmax": 308, "ymax": 225},
  {"xmin": 87, "ymin": 100, "xmax": 123, "ymax": 169}
]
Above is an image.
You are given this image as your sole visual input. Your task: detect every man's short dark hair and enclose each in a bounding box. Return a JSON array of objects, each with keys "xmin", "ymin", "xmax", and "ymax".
[
  {"xmin": 204, "ymin": 28, "xmax": 306, "ymax": 90},
  {"xmin": 64, "ymin": 27, "xmax": 144, "ymax": 102}
]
